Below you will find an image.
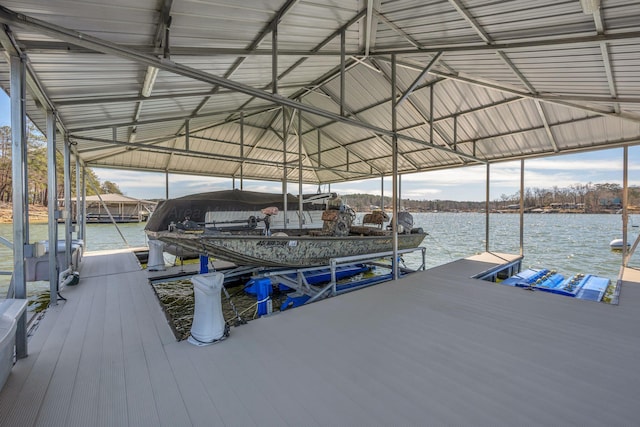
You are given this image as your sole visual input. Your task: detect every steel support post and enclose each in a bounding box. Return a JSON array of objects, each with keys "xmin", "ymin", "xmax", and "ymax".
[
  {"xmin": 165, "ymin": 171, "xmax": 169, "ymax": 199},
  {"xmin": 298, "ymin": 110, "xmax": 303, "ymax": 230},
  {"xmin": 398, "ymin": 175, "xmax": 402, "ymax": 211},
  {"xmin": 340, "ymin": 28, "xmax": 345, "ymax": 116},
  {"xmin": 75, "ymin": 154, "xmax": 81, "ymax": 225},
  {"xmin": 317, "ymin": 130, "xmax": 321, "ymax": 168},
  {"xmin": 10, "ymin": 54, "xmax": 28, "ymax": 358},
  {"xmin": 429, "ymin": 84, "xmax": 434, "ymax": 143},
  {"xmin": 453, "ymin": 115, "xmax": 457, "ymax": 151},
  {"xmin": 519, "ymin": 159, "xmax": 525, "ymax": 256},
  {"xmin": 63, "ymin": 139, "xmax": 72, "ymax": 268},
  {"xmin": 240, "ymin": 111, "xmax": 244, "ymax": 190},
  {"xmin": 391, "ymin": 54, "xmax": 399, "ymax": 280},
  {"xmin": 80, "ymin": 166, "xmax": 86, "ymax": 241},
  {"xmin": 185, "ymin": 119, "xmax": 190, "ymax": 151},
  {"xmin": 282, "ymin": 108, "xmax": 287, "ymax": 229},
  {"xmin": 622, "ymin": 146, "xmax": 628, "ymax": 264},
  {"xmin": 380, "ymin": 176, "xmax": 384, "ymax": 212},
  {"xmin": 485, "ymin": 163, "xmax": 490, "ymax": 253},
  {"xmin": 272, "ymin": 21, "xmax": 278, "ymax": 95},
  {"xmin": 47, "ymin": 110, "xmax": 59, "ymax": 306}
]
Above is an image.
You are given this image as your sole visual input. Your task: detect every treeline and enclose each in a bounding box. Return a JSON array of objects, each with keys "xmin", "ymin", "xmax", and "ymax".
[
  {"xmin": 342, "ymin": 183, "xmax": 640, "ymax": 213},
  {"xmin": 0, "ymin": 125, "xmax": 122, "ymax": 205},
  {"xmin": 494, "ymin": 183, "xmax": 640, "ymax": 212},
  {"xmin": 340, "ymin": 193, "xmax": 486, "ymax": 212}
]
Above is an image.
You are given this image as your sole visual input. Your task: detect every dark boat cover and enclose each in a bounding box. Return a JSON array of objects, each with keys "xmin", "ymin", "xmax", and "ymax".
[{"xmin": 145, "ymin": 189, "xmax": 303, "ymax": 232}]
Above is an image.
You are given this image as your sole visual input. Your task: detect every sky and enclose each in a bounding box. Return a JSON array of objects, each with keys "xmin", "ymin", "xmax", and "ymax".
[{"xmin": 2, "ymin": 91, "xmax": 638, "ymax": 201}]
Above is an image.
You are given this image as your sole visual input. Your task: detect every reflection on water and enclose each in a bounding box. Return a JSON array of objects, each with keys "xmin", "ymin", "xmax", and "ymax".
[{"xmin": 1, "ymin": 213, "xmax": 638, "ymax": 297}]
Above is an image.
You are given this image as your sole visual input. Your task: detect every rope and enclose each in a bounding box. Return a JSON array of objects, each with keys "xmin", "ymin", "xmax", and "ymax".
[{"xmin": 221, "ymin": 283, "xmax": 246, "ymax": 326}]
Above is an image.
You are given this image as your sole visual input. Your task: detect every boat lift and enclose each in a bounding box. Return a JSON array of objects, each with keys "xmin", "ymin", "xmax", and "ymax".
[{"xmin": 253, "ymin": 246, "xmax": 426, "ymax": 310}]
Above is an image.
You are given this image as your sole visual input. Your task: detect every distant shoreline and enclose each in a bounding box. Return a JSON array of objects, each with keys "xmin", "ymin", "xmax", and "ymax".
[
  {"xmin": 0, "ymin": 203, "xmax": 49, "ymax": 224},
  {"xmin": 0, "ymin": 202, "xmax": 634, "ymax": 224}
]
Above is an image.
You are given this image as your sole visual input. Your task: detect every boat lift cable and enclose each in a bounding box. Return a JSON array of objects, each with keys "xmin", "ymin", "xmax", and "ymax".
[
  {"xmin": 86, "ymin": 180, "xmax": 131, "ymax": 248},
  {"xmin": 221, "ymin": 284, "xmax": 247, "ymax": 326},
  {"xmin": 425, "ymin": 228, "xmax": 455, "ymax": 261}
]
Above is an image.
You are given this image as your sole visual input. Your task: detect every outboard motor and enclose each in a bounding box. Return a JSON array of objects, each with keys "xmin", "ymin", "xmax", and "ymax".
[{"xmin": 397, "ymin": 211, "xmax": 414, "ymax": 234}]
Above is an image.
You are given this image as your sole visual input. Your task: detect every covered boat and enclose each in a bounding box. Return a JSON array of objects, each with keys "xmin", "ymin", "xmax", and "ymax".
[{"xmin": 145, "ymin": 190, "xmax": 427, "ymax": 267}]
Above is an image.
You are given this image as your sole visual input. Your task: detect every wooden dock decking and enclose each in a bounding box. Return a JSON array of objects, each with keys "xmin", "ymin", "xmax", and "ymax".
[{"xmin": 1, "ymin": 250, "xmax": 639, "ymax": 426}]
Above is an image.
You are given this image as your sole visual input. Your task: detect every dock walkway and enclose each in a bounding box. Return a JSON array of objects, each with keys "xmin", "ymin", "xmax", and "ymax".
[{"xmin": 1, "ymin": 250, "xmax": 639, "ymax": 426}]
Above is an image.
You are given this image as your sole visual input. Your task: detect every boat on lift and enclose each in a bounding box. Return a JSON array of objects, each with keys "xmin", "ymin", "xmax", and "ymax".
[{"xmin": 145, "ymin": 190, "xmax": 427, "ymax": 268}]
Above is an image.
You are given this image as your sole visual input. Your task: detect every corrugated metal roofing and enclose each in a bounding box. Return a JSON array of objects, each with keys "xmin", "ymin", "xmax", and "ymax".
[{"xmin": 1, "ymin": 0, "xmax": 639, "ymax": 185}]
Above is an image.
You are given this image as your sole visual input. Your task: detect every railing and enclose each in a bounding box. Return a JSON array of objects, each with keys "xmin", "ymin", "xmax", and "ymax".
[
  {"xmin": 0, "ymin": 236, "xmax": 12, "ymax": 277},
  {"xmin": 0, "ymin": 236, "xmax": 12, "ymax": 250}
]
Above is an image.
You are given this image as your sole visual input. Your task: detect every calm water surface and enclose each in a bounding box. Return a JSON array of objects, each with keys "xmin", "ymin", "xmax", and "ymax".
[{"xmin": 1, "ymin": 213, "xmax": 638, "ymax": 296}]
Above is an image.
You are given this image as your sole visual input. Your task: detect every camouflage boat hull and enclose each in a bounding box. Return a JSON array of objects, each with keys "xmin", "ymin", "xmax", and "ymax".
[{"xmin": 150, "ymin": 231, "xmax": 427, "ymax": 267}]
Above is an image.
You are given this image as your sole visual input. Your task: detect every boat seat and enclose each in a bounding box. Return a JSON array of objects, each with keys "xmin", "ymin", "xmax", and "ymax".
[{"xmin": 362, "ymin": 210, "xmax": 389, "ymax": 228}]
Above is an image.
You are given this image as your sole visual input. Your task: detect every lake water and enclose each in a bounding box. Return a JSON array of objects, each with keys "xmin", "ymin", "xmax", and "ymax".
[
  {"xmin": 0, "ymin": 213, "xmax": 638, "ymax": 297},
  {"xmin": 0, "ymin": 222, "xmax": 151, "ymax": 296}
]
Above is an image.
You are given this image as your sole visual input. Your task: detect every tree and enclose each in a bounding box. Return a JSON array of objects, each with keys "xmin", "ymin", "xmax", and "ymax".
[
  {"xmin": 0, "ymin": 126, "xmax": 11, "ymax": 202},
  {"xmin": 1, "ymin": 123, "xmax": 116, "ymax": 205},
  {"xmin": 100, "ymin": 180, "xmax": 123, "ymax": 194}
]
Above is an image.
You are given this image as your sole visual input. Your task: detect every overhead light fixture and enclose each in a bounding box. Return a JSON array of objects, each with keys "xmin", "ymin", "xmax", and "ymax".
[
  {"xmin": 580, "ymin": 0, "xmax": 601, "ymax": 14},
  {"xmin": 141, "ymin": 66, "xmax": 159, "ymax": 97}
]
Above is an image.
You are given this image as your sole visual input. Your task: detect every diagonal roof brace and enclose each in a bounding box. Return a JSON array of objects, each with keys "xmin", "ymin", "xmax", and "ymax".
[{"xmin": 396, "ymin": 52, "xmax": 443, "ymax": 108}]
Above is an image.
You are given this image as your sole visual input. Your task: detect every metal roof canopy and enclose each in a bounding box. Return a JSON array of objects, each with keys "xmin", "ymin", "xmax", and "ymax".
[{"xmin": 1, "ymin": 0, "xmax": 640, "ymax": 185}]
